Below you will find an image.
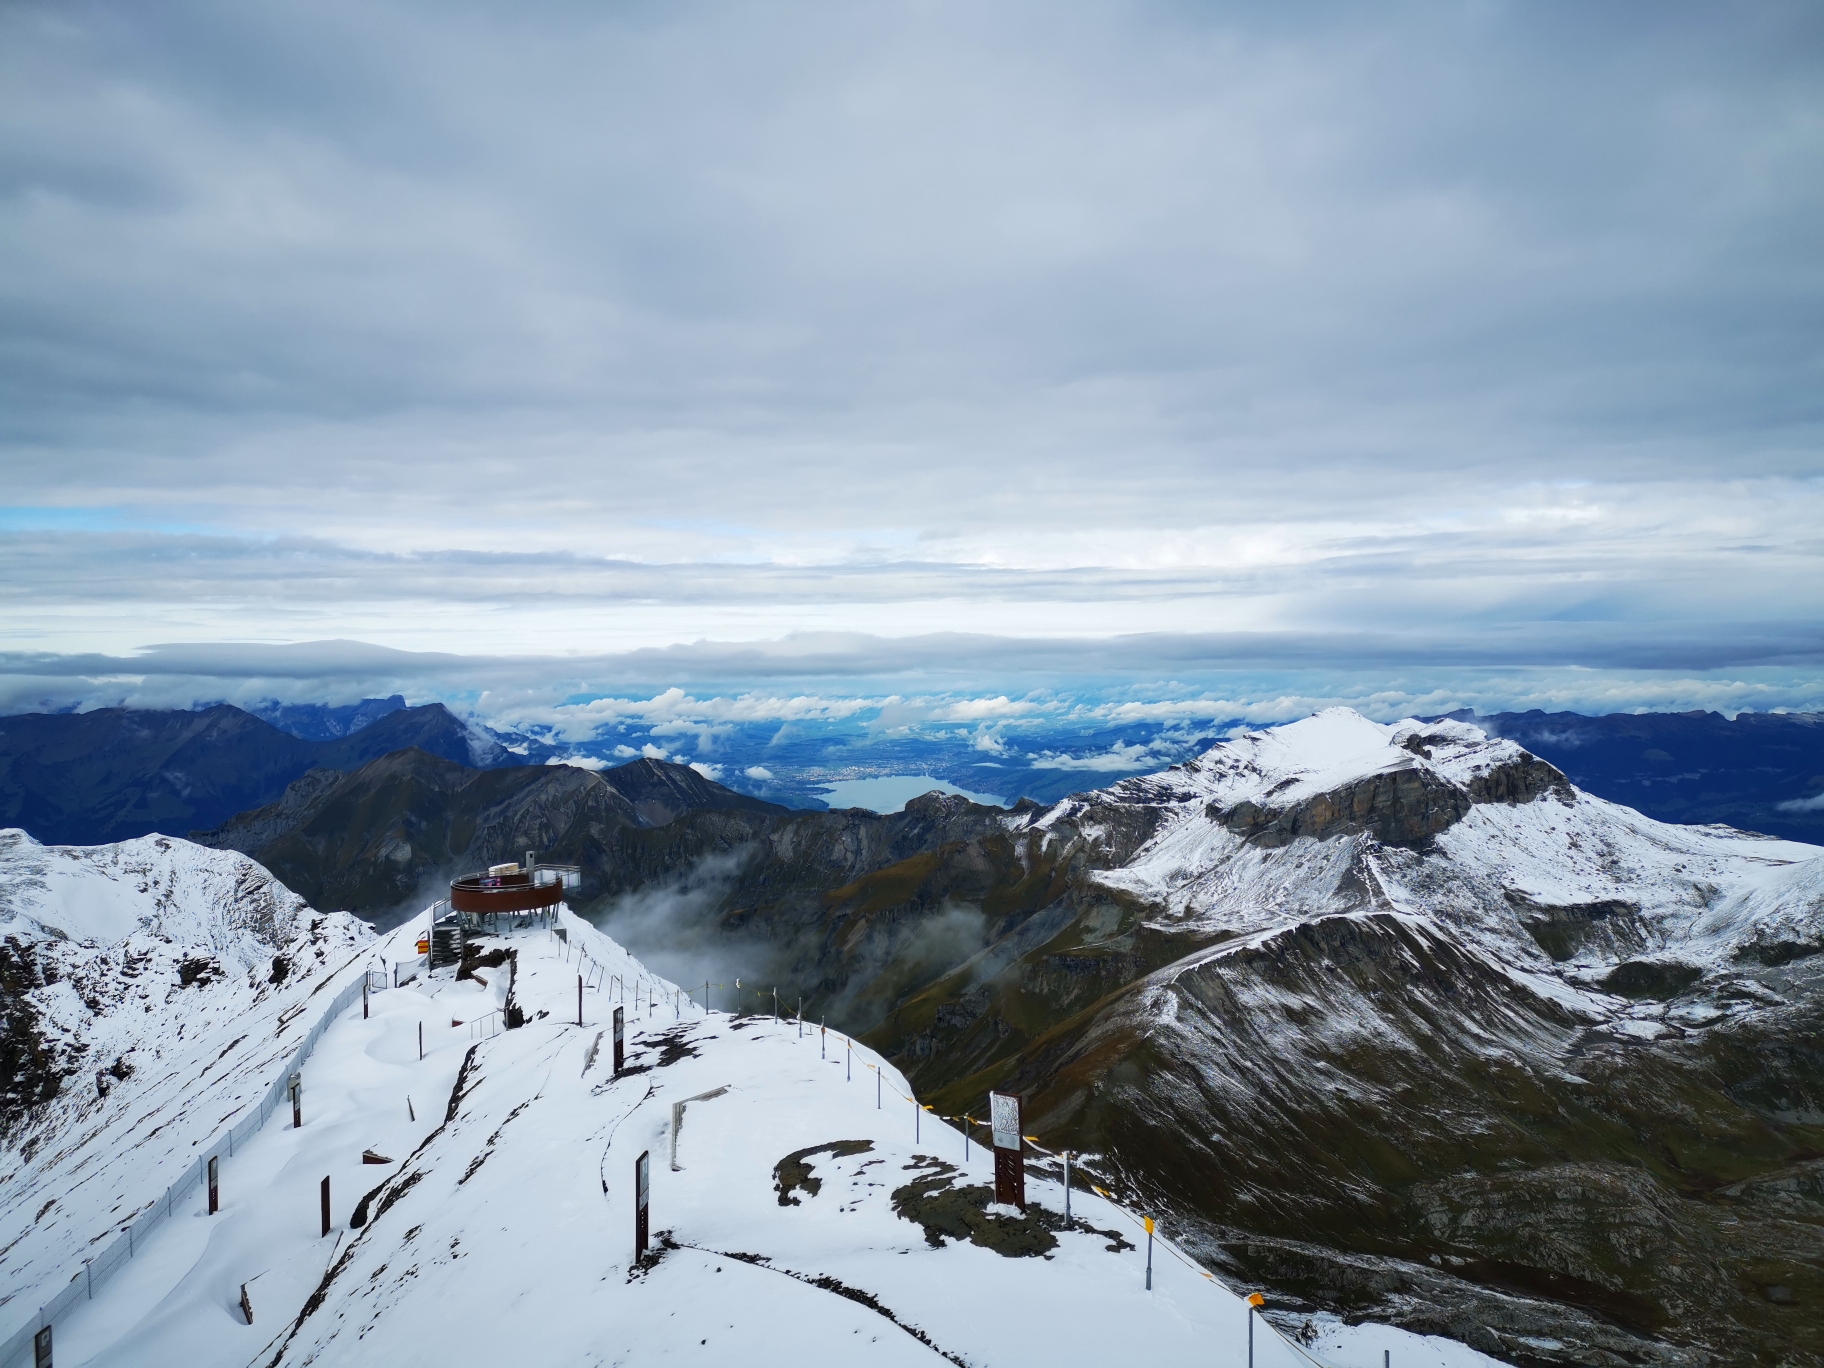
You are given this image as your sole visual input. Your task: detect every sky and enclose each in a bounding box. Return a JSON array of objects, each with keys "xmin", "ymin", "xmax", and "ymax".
[{"xmin": 2, "ymin": 0, "xmax": 1821, "ymax": 732}]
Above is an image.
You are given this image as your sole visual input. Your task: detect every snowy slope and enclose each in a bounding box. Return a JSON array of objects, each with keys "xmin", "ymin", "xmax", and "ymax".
[
  {"xmin": 1056, "ymin": 709, "xmax": 1822, "ymax": 992},
  {"xmin": 37, "ymin": 906, "xmax": 1508, "ymax": 1368},
  {"xmin": 0, "ymin": 830, "xmax": 372, "ymax": 1331}
]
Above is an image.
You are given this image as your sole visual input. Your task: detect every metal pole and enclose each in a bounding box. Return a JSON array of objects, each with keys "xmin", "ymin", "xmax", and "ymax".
[
  {"xmin": 363, "ymin": 979, "xmax": 369, "ymax": 1019},
  {"xmin": 876, "ymin": 1067, "xmax": 881, "ymax": 1109},
  {"xmin": 846, "ymin": 1038, "xmax": 851, "ymax": 1082},
  {"xmin": 1063, "ymin": 1151, "xmax": 1071, "ymax": 1220},
  {"xmin": 578, "ymin": 975, "xmax": 583, "ymax": 1026},
  {"xmin": 1144, "ymin": 1216, "xmax": 1154, "ymax": 1290},
  {"xmin": 320, "ymin": 1176, "xmax": 331, "ymax": 1237},
  {"xmin": 820, "ymin": 1020, "xmax": 825, "ymax": 1059},
  {"xmin": 1248, "ymin": 1306, "xmax": 1254, "ymax": 1368}
]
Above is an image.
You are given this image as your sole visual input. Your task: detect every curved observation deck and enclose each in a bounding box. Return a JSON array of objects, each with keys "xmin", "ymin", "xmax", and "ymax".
[{"xmin": 449, "ymin": 863, "xmax": 580, "ymax": 917}]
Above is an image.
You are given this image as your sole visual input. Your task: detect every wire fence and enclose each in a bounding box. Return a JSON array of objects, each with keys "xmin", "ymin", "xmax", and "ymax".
[
  {"xmin": 686, "ymin": 977, "xmax": 1345, "ymax": 1368},
  {"xmin": 0, "ymin": 966, "xmax": 383, "ymax": 1368}
]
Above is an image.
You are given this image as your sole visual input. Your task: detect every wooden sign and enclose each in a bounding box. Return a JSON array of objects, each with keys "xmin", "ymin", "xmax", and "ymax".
[{"xmin": 989, "ymin": 1091, "xmax": 1025, "ymax": 1209}]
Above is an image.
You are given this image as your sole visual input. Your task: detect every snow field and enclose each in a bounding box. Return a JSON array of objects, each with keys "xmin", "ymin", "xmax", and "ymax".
[{"xmin": 36, "ymin": 907, "xmax": 1504, "ymax": 1367}]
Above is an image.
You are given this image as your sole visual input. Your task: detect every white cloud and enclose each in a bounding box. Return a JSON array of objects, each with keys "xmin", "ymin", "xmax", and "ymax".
[
  {"xmin": 548, "ymin": 753, "xmax": 610, "ymax": 770},
  {"xmin": 1777, "ymin": 792, "xmax": 1824, "ymax": 813},
  {"xmin": 743, "ymin": 765, "xmax": 775, "ymax": 780},
  {"xmin": 642, "ymin": 743, "xmax": 669, "ymax": 760},
  {"xmin": 689, "ymin": 762, "xmax": 725, "ymax": 782}
]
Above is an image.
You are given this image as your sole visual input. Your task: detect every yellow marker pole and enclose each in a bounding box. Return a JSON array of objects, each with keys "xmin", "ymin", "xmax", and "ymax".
[
  {"xmin": 1144, "ymin": 1216, "xmax": 1155, "ymax": 1290},
  {"xmin": 1247, "ymin": 1292, "xmax": 1265, "ymax": 1368}
]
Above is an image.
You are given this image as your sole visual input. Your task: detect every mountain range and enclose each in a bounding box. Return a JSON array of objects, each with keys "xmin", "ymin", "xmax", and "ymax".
[
  {"xmin": 163, "ymin": 708, "xmax": 1824, "ymax": 1365},
  {"xmin": 0, "ymin": 701, "xmax": 555, "ymax": 847},
  {"xmin": 4, "ymin": 700, "xmax": 1822, "ymax": 1364}
]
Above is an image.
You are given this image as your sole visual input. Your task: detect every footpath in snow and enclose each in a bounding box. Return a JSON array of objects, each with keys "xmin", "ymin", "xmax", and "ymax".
[{"xmin": 40, "ymin": 908, "xmax": 1502, "ymax": 1368}]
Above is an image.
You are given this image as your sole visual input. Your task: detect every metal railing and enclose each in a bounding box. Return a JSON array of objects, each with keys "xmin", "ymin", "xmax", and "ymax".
[{"xmin": 0, "ymin": 967, "xmax": 383, "ymax": 1368}]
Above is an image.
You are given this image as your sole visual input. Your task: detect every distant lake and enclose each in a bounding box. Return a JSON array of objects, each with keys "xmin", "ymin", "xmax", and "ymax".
[{"xmin": 816, "ymin": 774, "xmax": 1012, "ymax": 813}]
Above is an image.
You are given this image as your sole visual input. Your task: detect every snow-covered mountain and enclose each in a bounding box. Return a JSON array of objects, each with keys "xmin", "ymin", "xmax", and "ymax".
[
  {"xmin": 867, "ymin": 710, "xmax": 1824, "ymax": 1368},
  {"xmin": 0, "ymin": 830, "xmax": 1499, "ymax": 1368},
  {"xmin": 0, "ymin": 830, "xmax": 373, "ymax": 1330}
]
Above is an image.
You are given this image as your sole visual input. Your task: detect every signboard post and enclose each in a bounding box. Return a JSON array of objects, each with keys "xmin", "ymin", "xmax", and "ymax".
[
  {"xmin": 33, "ymin": 1325, "xmax": 50, "ymax": 1368},
  {"xmin": 612, "ymin": 1006, "xmax": 625, "ymax": 1076},
  {"xmin": 634, "ymin": 1150, "xmax": 651, "ymax": 1261},
  {"xmin": 319, "ymin": 1176, "xmax": 331, "ymax": 1237},
  {"xmin": 289, "ymin": 1073, "xmax": 302, "ymax": 1129},
  {"xmin": 989, "ymin": 1091, "xmax": 1025, "ymax": 1210},
  {"xmin": 207, "ymin": 1155, "xmax": 219, "ymax": 1215}
]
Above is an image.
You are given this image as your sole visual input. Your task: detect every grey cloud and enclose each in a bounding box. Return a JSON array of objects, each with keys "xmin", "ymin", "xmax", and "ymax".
[{"xmin": 1, "ymin": 0, "xmax": 1820, "ymax": 688}]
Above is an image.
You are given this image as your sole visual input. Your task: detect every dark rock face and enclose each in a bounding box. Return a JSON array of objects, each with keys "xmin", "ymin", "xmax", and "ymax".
[
  {"xmin": 1206, "ymin": 752, "xmax": 1569, "ymax": 850},
  {"xmin": 1511, "ymin": 896, "xmax": 1648, "ymax": 962},
  {"xmin": 1212, "ymin": 767, "xmax": 1473, "ymax": 847},
  {"xmin": 1603, "ymin": 959, "xmax": 1704, "ymax": 1000}
]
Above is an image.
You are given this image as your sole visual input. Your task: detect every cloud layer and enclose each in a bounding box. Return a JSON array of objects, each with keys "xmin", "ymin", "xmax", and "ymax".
[{"xmin": 1, "ymin": 0, "xmax": 1819, "ymax": 692}]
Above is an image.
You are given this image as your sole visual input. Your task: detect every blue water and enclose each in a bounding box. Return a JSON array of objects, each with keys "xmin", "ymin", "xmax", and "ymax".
[{"xmin": 816, "ymin": 774, "xmax": 1012, "ymax": 813}]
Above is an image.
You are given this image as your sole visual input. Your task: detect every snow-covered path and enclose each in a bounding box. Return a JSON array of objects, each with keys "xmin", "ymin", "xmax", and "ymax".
[{"xmin": 42, "ymin": 909, "xmax": 1503, "ymax": 1368}]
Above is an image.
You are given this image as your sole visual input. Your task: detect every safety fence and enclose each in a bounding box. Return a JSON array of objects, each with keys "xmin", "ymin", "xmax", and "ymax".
[
  {"xmin": 0, "ymin": 965, "xmax": 383, "ymax": 1368},
  {"xmin": 681, "ymin": 977, "xmax": 1350, "ymax": 1368}
]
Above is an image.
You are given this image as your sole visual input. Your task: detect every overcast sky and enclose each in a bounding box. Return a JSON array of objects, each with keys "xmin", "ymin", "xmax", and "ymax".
[{"xmin": 2, "ymin": 0, "xmax": 1820, "ymax": 719}]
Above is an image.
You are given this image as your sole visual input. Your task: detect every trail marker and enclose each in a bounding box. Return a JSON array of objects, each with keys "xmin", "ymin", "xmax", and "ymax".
[
  {"xmin": 1063, "ymin": 1150, "xmax": 1071, "ymax": 1219},
  {"xmin": 319, "ymin": 1176, "xmax": 331, "ymax": 1238},
  {"xmin": 612, "ymin": 1006, "xmax": 625, "ymax": 1076},
  {"xmin": 990, "ymin": 1091, "xmax": 1026, "ymax": 1209},
  {"xmin": 207, "ymin": 1155, "xmax": 219, "ymax": 1215},
  {"xmin": 1144, "ymin": 1215, "xmax": 1154, "ymax": 1290},
  {"xmin": 633, "ymin": 1150, "xmax": 651, "ymax": 1260},
  {"xmin": 32, "ymin": 1325, "xmax": 49, "ymax": 1368},
  {"xmin": 577, "ymin": 974, "xmax": 583, "ymax": 1026},
  {"xmin": 1247, "ymin": 1293, "xmax": 1265, "ymax": 1368},
  {"xmin": 289, "ymin": 1073, "xmax": 302, "ymax": 1129}
]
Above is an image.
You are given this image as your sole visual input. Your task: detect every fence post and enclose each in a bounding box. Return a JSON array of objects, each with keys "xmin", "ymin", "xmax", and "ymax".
[
  {"xmin": 577, "ymin": 975, "xmax": 583, "ymax": 1026},
  {"xmin": 1063, "ymin": 1150, "xmax": 1071, "ymax": 1220}
]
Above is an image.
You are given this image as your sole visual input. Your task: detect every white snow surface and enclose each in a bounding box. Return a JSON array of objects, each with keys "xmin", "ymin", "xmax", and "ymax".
[
  {"xmin": 1022, "ymin": 709, "xmax": 1824, "ymax": 997},
  {"xmin": 37, "ymin": 906, "xmax": 1509, "ymax": 1368},
  {"xmin": 0, "ymin": 830, "xmax": 373, "ymax": 1331}
]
